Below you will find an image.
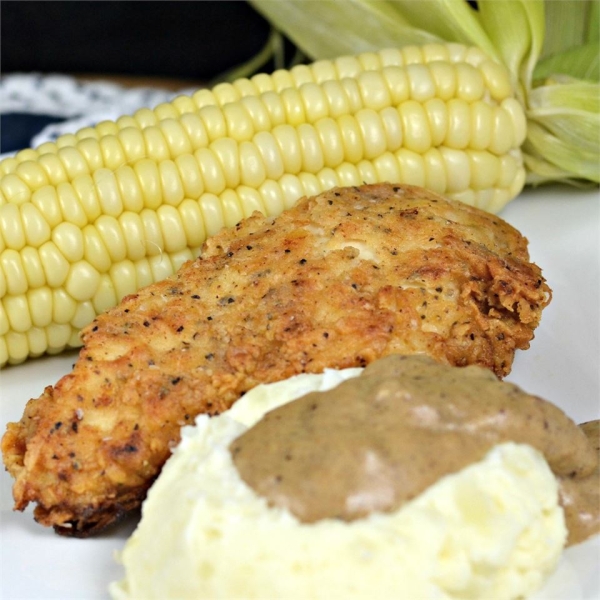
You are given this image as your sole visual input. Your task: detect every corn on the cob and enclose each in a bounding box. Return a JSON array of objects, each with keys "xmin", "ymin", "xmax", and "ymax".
[{"xmin": 0, "ymin": 44, "xmax": 527, "ymax": 366}]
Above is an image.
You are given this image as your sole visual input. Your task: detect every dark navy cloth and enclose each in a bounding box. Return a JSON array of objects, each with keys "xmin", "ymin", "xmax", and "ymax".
[{"xmin": 1, "ymin": 112, "xmax": 70, "ymax": 154}]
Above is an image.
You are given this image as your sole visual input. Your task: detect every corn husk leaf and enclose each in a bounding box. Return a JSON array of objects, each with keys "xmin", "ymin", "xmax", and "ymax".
[
  {"xmin": 248, "ymin": 0, "xmax": 443, "ymax": 58},
  {"xmin": 541, "ymin": 0, "xmax": 598, "ymax": 58},
  {"xmin": 534, "ymin": 42, "xmax": 599, "ymax": 82},
  {"xmin": 525, "ymin": 77, "xmax": 600, "ymax": 183}
]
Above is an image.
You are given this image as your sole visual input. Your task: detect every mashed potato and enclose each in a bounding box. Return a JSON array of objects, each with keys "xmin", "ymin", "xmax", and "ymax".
[{"xmin": 110, "ymin": 369, "xmax": 566, "ymax": 600}]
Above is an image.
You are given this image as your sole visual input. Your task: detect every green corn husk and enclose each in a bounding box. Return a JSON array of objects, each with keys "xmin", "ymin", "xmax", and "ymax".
[{"xmin": 249, "ymin": 0, "xmax": 600, "ymax": 186}]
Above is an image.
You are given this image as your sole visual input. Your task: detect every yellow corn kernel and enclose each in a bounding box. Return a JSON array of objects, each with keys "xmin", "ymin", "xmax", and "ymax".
[
  {"xmin": 15, "ymin": 160, "xmax": 49, "ymax": 191},
  {"xmin": 154, "ymin": 101, "xmax": 179, "ymax": 121},
  {"xmin": 470, "ymin": 101, "xmax": 494, "ymax": 151},
  {"xmin": 20, "ymin": 203, "xmax": 51, "ymax": 247},
  {"xmin": 39, "ymin": 241, "xmax": 70, "ymax": 287},
  {"xmin": 210, "ymin": 138, "xmax": 241, "ymax": 190},
  {"xmin": 222, "ymin": 102, "xmax": 255, "ymax": 143},
  {"xmin": 195, "ymin": 148, "xmax": 227, "ymax": 195},
  {"xmin": 0, "ymin": 299, "xmax": 8, "ymax": 335},
  {"xmin": 119, "ymin": 212, "xmax": 147, "ymax": 261},
  {"xmin": 38, "ymin": 152, "xmax": 68, "ymax": 186},
  {"xmin": 397, "ymin": 149, "xmax": 426, "ymax": 187},
  {"xmin": 357, "ymin": 71, "xmax": 393, "ymax": 111},
  {"xmin": 357, "ymin": 109, "xmax": 389, "ymax": 160},
  {"xmin": 46, "ymin": 322, "xmax": 71, "ymax": 351},
  {"xmin": 401, "ymin": 45, "xmax": 425, "ymax": 66},
  {"xmin": 4, "ymin": 294, "xmax": 32, "ymax": 332},
  {"xmin": 398, "ymin": 102, "xmax": 431, "ymax": 155},
  {"xmin": 0, "ymin": 157, "xmax": 21, "ymax": 177},
  {"xmin": 170, "ymin": 249, "xmax": 194, "ymax": 272},
  {"xmin": 219, "ymin": 190, "xmax": 245, "ymax": 228},
  {"xmin": 158, "ymin": 160, "xmax": 185, "ymax": 207},
  {"xmin": 239, "ymin": 141, "xmax": 267, "ymax": 188},
  {"xmin": 440, "ymin": 147, "xmax": 471, "ymax": 193},
  {"xmin": 250, "ymin": 132, "xmax": 284, "ymax": 181},
  {"xmin": 133, "ymin": 258, "xmax": 155, "ymax": 290},
  {"xmin": 118, "ymin": 126, "xmax": 147, "ymax": 164},
  {"xmin": 148, "ymin": 253, "xmax": 175, "ymax": 283},
  {"xmin": 139, "ymin": 208, "xmax": 165, "ymax": 256},
  {"xmin": 5, "ymin": 331, "xmax": 29, "ymax": 363},
  {"xmin": 78, "ymin": 137, "xmax": 105, "ymax": 171},
  {"xmin": 299, "ymin": 82, "xmax": 329, "ymax": 122},
  {"xmin": 71, "ymin": 300, "xmax": 96, "ymax": 329},
  {"xmin": 454, "ymin": 63, "xmax": 485, "ymax": 102},
  {"xmin": 27, "ymin": 287, "xmax": 53, "ymax": 327},
  {"xmin": 157, "ymin": 205, "xmax": 187, "ymax": 253},
  {"xmin": 110, "ymin": 260, "xmax": 138, "ymax": 301},
  {"xmin": 18, "ymin": 250, "xmax": 44, "ymax": 296},
  {"xmin": 134, "ymin": 107, "xmax": 159, "ymax": 129},
  {"xmin": 134, "ymin": 160, "xmax": 162, "ymax": 209},
  {"xmin": 75, "ymin": 126, "xmax": 100, "ymax": 141},
  {"xmin": 1, "ymin": 249, "xmax": 28, "ymax": 295},
  {"xmin": 235, "ymin": 186, "xmax": 266, "ymax": 219},
  {"xmin": 424, "ymin": 98, "xmax": 448, "ymax": 148},
  {"xmin": 65, "ymin": 261, "xmax": 101, "ymax": 302},
  {"xmin": 379, "ymin": 107, "xmax": 403, "ymax": 153},
  {"xmin": 489, "ymin": 106, "xmax": 515, "ymax": 155},
  {"xmin": 114, "ymin": 166, "xmax": 144, "ymax": 214},
  {"xmin": 175, "ymin": 153, "xmax": 205, "ymax": 199},
  {"xmin": 58, "ymin": 146, "xmax": 91, "ymax": 180},
  {"xmin": 68, "ymin": 328, "xmax": 83, "ymax": 349},
  {"xmin": 83, "ymin": 224, "xmax": 112, "ymax": 273},
  {"xmin": 373, "ymin": 152, "xmax": 402, "ymax": 183},
  {"xmin": 95, "ymin": 215, "xmax": 127, "ymax": 263},
  {"xmin": 57, "ymin": 182, "xmax": 88, "ymax": 227},
  {"xmin": 98, "ymin": 132, "xmax": 127, "ymax": 171},
  {"xmin": 142, "ymin": 126, "xmax": 171, "ymax": 163},
  {"xmin": 279, "ymin": 173, "xmax": 308, "ymax": 209},
  {"xmin": 315, "ymin": 118, "xmax": 345, "ymax": 169},
  {"xmin": 159, "ymin": 119, "xmax": 193, "ymax": 157},
  {"xmin": 26, "ymin": 327, "xmax": 48, "ymax": 357},
  {"xmin": 405, "ymin": 64, "xmax": 436, "ymax": 102},
  {"xmin": 445, "ymin": 99, "xmax": 472, "ymax": 149},
  {"xmin": 469, "ymin": 151, "xmax": 500, "ymax": 190},
  {"xmin": 178, "ymin": 198, "xmax": 207, "ymax": 248},
  {"xmin": 422, "ymin": 148, "xmax": 448, "ymax": 194},
  {"xmin": 0, "ymin": 175, "xmax": 30, "ymax": 206},
  {"xmin": 52, "ymin": 288, "xmax": 77, "ymax": 324},
  {"xmin": 337, "ymin": 114, "xmax": 364, "ymax": 164},
  {"xmin": 199, "ymin": 193, "xmax": 226, "ymax": 237},
  {"xmin": 52, "ymin": 221, "xmax": 84, "ymax": 263},
  {"xmin": 0, "ymin": 204, "xmax": 26, "ymax": 250},
  {"xmin": 240, "ymin": 96, "xmax": 272, "ymax": 133},
  {"xmin": 92, "ymin": 274, "xmax": 117, "ymax": 314},
  {"xmin": 72, "ymin": 175, "xmax": 101, "ymax": 221},
  {"xmin": 179, "ymin": 113, "xmax": 210, "ymax": 150}
]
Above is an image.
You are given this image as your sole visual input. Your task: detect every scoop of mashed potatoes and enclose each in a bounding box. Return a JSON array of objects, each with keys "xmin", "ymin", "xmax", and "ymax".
[{"xmin": 110, "ymin": 368, "xmax": 566, "ymax": 600}]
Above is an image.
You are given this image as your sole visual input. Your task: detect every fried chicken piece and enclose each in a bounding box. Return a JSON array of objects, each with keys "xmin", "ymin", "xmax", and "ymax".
[{"xmin": 2, "ymin": 183, "xmax": 551, "ymax": 536}]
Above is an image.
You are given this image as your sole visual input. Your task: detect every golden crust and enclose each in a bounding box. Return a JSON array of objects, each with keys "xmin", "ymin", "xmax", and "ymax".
[{"xmin": 1, "ymin": 183, "xmax": 551, "ymax": 535}]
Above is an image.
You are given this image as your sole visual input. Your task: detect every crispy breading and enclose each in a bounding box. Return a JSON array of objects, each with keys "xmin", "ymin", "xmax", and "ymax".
[{"xmin": 2, "ymin": 183, "xmax": 551, "ymax": 535}]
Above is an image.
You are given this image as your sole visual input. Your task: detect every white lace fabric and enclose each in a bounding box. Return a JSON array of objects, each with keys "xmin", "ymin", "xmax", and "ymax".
[{"xmin": 0, "ymin": 73, "xmax": 195, "ymax": 158}]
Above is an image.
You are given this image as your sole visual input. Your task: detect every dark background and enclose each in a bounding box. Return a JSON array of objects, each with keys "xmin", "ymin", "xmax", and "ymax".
[{"xmin": 1, "ymin": 1, "xmax": 273, "ymax": 84}]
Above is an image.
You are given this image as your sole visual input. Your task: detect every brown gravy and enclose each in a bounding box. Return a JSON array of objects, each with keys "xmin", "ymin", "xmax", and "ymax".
[
  {"xmin": 559, "ymin": 420, "xmax": 600, "ymax": 545},
  {"xmin": 231, "ymin": 355, "xmax": 599, "ymax": 546}
]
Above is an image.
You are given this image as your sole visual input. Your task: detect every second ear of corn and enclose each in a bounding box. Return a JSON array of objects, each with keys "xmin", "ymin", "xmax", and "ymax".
[{"xmin": 0, "ymin": 43, "xmax": 527, "ymax": 367}]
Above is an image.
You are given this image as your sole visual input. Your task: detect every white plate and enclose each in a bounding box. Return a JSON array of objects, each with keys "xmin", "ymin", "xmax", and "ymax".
[{"xmin": 1, "ymin": 185, "xmax": 599, "ymax": 599}]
